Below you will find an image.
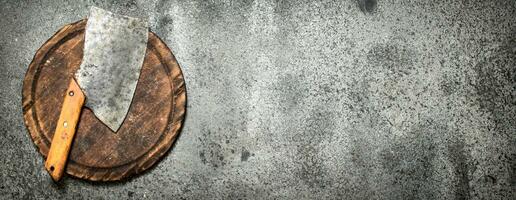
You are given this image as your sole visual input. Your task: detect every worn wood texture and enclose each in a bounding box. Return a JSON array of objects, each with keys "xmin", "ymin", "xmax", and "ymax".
[
  {"xmin": 45, "ymin": 79, "xmax": 85, "ymax": 182},
  {"xmin": 22, "ymin": 20, "xmax": 186, "ymax": 181}
]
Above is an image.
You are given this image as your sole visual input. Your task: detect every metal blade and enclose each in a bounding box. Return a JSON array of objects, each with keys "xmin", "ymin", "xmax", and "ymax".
[{"xmin": 75, "ymin": 7, "xmax": 148, "ymax": 132}]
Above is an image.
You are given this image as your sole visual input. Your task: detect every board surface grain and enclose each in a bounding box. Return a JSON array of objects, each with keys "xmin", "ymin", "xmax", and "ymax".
[{"xmin": 22, "ymin": 19, "xmax": 186, "ymax": 181}]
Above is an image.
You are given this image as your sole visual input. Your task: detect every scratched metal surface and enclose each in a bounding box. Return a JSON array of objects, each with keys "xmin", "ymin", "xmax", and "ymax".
[
  {"xmin": 0, "ymin": 0, "xmax": 515, "ymax": 199},
  {"xmin": 76, "ymin": 7, "xmax": 148, "ymax": 132}
]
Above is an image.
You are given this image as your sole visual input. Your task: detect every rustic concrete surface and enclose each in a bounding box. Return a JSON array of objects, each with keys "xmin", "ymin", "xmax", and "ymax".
[{"xmin": 0, "ymin": 0, "xmax": 515, "ymax": 199}]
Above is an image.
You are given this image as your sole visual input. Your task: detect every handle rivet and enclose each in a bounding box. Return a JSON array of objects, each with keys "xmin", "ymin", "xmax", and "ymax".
[
  {"xmin": 63, "ymin": 121, "xmax": 68, "ymax": 128},
  {"xmin": 69, "ymin": 91, "xmax": 74, "ymax": 96}
]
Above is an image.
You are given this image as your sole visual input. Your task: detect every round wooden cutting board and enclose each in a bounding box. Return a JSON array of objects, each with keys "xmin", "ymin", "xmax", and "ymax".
[{"xmin": 22, "ymin": 20, "xmax": 186, "ymax": 181}]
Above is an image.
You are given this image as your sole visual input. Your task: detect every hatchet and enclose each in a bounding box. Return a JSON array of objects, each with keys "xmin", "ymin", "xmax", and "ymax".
[{"xmin": 44, "ymin": 7, "xmax": 148, "ymax": 181}]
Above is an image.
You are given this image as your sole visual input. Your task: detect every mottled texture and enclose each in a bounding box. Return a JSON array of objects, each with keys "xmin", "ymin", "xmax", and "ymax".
[
  {"xmin": 76, "ymin": 7, "xmax": 148, "ymax": 132},
  {"xmin": 0, "ymin": 0, "xmax": 515, "ymax": 199}
]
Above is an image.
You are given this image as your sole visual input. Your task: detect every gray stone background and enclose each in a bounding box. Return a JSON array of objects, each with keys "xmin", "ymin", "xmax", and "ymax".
[{"xmin": 0, "ymin": 0, "xmax": 515, "ymax": 199}]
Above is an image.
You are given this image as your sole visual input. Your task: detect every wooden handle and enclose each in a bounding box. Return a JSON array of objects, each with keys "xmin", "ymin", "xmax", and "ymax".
[{"xmin": 45, "ymin": 79, "xmax": 85, "ymax": 181}]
